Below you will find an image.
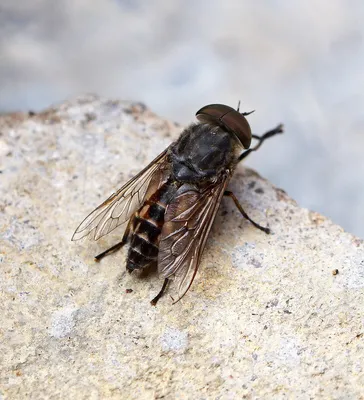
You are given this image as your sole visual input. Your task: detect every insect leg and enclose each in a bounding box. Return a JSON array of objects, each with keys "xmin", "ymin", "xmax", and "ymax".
[
  {"xmin": 224, "ymin": 191, "xmax": 270, "ymax": 234},
  {"xmin": 238, "ymin": 124, "xmax": 283, "ymax": 162},
  {"xmin": 150, "ymin": 278, "xmax": 169, "ymax": 306},
  {"xmin": 94, "ymin": 219, "xmax": 132, "ymax": 261}
]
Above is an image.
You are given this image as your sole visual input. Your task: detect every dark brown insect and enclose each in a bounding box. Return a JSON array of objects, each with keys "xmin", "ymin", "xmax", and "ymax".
[{"xmin": 72, "ymin": 104, "xmax": 283, "ymax": 304}]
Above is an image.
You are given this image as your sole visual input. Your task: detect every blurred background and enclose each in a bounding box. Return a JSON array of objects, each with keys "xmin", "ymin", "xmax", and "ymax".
[{"xmin": 1, "ymin": 0, "xmax": 363, "ymax": 237}]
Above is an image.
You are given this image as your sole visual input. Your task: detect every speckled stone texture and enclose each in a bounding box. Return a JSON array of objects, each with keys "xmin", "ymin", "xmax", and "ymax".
[{"xmin": 1, "ymin": 95, "xmax": 364, "ymax": 399}]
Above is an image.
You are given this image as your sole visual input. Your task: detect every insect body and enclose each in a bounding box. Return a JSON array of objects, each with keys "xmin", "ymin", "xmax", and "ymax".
[
  {"xmin": 127, "ymin": 176, "xmax": 176, "ymax": 272},
  {"xmin": 72, "ymin": 104, "xmax": 283, "ymax": 304}
]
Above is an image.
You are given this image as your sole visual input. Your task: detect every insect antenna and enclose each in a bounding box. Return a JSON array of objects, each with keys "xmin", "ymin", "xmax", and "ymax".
[
  {"xmin": 241, "ymin": 110, "xmax": 255, "ymax": 116},
  {"xmin": 236, "ymin": 100, "xmax": 241, "ymax": 112}
]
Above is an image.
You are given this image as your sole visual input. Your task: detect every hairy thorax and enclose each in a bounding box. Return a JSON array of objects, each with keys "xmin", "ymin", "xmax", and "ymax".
[{"xmin": 169, "ymin": 123, "xmax": 238, "ymax": 184}]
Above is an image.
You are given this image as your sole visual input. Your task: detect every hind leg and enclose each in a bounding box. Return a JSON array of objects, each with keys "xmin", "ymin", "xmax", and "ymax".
[
  {"xmin": 95, "ymin": 220, "xmax": 132, "ymax": 261},
  {"xmin": 150, "ymin": 279, "xmax": 169, "ymax": 306}
]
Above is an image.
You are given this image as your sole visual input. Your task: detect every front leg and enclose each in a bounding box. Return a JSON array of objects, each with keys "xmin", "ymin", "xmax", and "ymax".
[
  {"xmin": 224, "ymin": 191, "xmax": 270, "ymax": 234},
  {"xmin": 238, "ymin": 124, "xmax": 283, "ymax": 162}
]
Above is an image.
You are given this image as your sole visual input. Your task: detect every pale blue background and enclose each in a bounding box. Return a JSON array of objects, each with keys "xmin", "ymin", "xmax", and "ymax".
[{"xmin": 1, "ymin": 0, "xmax": 363, "ymax": 237}]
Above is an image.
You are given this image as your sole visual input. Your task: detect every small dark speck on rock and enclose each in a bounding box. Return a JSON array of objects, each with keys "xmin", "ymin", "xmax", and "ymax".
[
  {"xmin": 255, "ymin": 188, "xmax": 264, "ymax": 194},
  {"xmin": 266, "ymin": 299, "xmax": 278, "ymax": 308},
  {"xmin": 248, "ymin": 181, "xmax": 256, "ymax": 189},
  {"xmin": 106, "ymin": 100, "xmax": 120, "ymax": 109},
  {"xmin": 352, "ymin": 238, "xmax": 363, "ymax": 247},
  {"xmin": 131, "ymin": 102, "xmax": 147, "ymax": 113},
  {"xmin": 84, "ymin": 112, "xmax": 96, "ymax": 122},
  {"xmin": 276, "ymin": 188, "xmax": 288, "ymax": 201},
  {"xmin": 332, "ymin": 269, "xmax": 339, "ymax": 275},
  {"xmin": 126, "ymin": 289, "xmax": 133, "ymax": 294},
  {"xmin": 28, "ymin": 111, "xmax": 36, "ymax": 117},
  {"xmin": 250, "ymin": 258, "xmax": 263, "ymax": 268}
]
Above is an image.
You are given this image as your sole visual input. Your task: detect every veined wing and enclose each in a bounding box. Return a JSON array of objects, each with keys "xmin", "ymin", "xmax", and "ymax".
[
  {"xmin": 158, "ymin": 174, "xmax": 230, "ymax": 302},
  {"xmin": 72, "ymin": 149, "xmax": 168, "ymax": 241}
]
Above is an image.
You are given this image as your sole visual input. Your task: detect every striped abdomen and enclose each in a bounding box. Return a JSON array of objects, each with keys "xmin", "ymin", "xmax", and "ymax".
[{"xmin": 126, "ymin": 180, "xmax": 176, "ymax": 271}]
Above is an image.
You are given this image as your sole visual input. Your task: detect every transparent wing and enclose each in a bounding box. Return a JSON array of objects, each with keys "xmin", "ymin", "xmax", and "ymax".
[
  {"xmin": 72, "ymin": 149, "xmax": 168, "ymax": 241},
  {"xmin": 158, "ymin": 175, "xmax": 229, "ymax": 302}
]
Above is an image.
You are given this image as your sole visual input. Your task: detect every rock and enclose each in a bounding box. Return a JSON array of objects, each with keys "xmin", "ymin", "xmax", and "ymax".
[{"xmin": 1, "ymin": 95, "xmax": 363, "ymax": 399}]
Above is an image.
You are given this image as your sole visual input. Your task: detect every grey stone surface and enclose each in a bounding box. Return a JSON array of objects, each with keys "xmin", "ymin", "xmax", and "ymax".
[
  {"xmin": 2, "ymin": 1, "xmax": 364, "ymax": 238},
  {"xmin": 1, "ymin": 95, "xmax": 364, "ymax": 399}
]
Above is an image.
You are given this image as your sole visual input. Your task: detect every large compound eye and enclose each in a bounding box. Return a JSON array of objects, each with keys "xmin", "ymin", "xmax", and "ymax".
[{"xmin": 196, "ymin": 104, "xmax": 252, "ymax": 149}]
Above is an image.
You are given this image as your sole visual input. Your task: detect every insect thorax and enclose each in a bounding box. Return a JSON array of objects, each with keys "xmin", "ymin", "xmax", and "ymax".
[{"xmin": 169, "ymin": 123, "xmax": 237, "ymax": 183}]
